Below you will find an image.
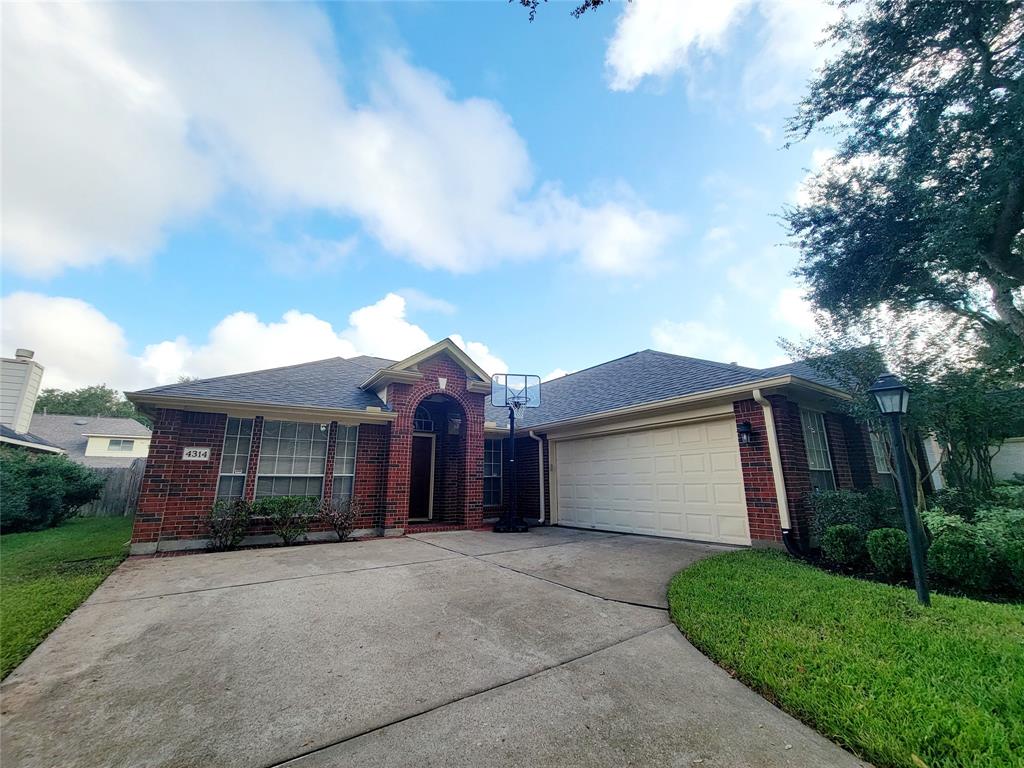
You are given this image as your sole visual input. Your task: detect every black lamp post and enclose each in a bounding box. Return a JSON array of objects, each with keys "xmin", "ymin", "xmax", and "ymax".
[{"xmin": 868, "ymin": 372, "xmax": 930, "ymax": 606}]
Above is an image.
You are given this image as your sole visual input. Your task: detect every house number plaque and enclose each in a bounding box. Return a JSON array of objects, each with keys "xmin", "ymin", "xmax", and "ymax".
[{"xmin": 181, "ymin": 447, "xmax": 211, "ymax": 461}]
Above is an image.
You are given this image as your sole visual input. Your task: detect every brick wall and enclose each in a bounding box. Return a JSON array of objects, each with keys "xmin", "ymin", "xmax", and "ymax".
[
  {"xmin": 132, "ymin": 409, "xmax": 227, "ymax": 545},
  {"xmin": 352, "ymin": 423, "xmax": 389, "ymax": 529},
  {"xmin": 491, "ymin": 434, "xmax": 550, "ymax": 522},
  {"xmin": 768, "ymin": 395, "xmax": 815, "ymax": 546},
  {"xmin": 824, "ymin": 412, "xmax": 854, "ymax": 490},
  {"xmin": 733, "ymin": 399, "xmax": 783, "ymax": 543},
  {"xmin": 381, "ymin": 353, "xmax": 485, "ymax": 531}
]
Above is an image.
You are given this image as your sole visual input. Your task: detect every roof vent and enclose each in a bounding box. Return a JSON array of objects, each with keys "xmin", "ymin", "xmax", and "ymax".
[
  {"xmin": 15, "ymin": 348, "xmax": 34, "ymax": 360},
  {"xmin": 73, "ymin": 419, "xmax": 89, "ymax": 425},
  {"xmin": 729, "ymin": 361, "xmax": 738, "ymax": 366}
]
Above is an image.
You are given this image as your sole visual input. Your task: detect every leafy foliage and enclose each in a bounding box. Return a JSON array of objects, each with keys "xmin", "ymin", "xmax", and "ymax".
[
  {"xmin": 929, "ymin": 528, "xmax": 994, "ymax": 595},
  {"xmin": 513, "ymin": 0, "xmax": 611, "ymax": 22},
  {"xmin": 255, "ymin": 496, "xmax": 316, "ymax": 546},
  {"xmin": 822, "ymin": 523, "xmax": 868, "ymax": 568},
  {"xmin": 0, "ymin": 448, "xmax": 105, "ymax": 533},
  {"xmin": 809, "ymin": 488, "xmax": 898, "ymax": 540},
  {"xmin": 785, "ymin": 0, "xmax": 1024, "ymax": 355},
  {"xmin": 205, "ymin": 499, "xmax": 253, "ymax": 552},
  {"xmin": 316, "ymin": 497, "xmax": 359, "ymax": 542},
  {"xmin": 866, "ymin": 527, "xmax": 911, "ymax": 582},
  {"xmin": 785, "ymin": 329, "xmax": 1024, "ymax": 496},
  {"xmin": 34, "ymin": 384, "xmax": 150, "ymax": 427}
]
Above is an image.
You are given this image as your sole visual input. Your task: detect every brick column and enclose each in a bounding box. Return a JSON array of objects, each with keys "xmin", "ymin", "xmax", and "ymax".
[
  {"xmin": 243, "ymin": 416, "xmax": 264, "ymax": 503},
  {"xmin": 322, "ymin": 421, "xmax": 338, "ymax": 501},
  {"xmin": 132, "ymin": 408, "xmax": 181, "ymax": 548},
  {"xmin": 769, "ymin": 396, "xmax": 814, "ymax": 547},
  {"xmin": 824, "ymin": 412, "xmax": 854, "ymax": 489},
  {"xmin": 733, "ymin": 399, "xmax": 783, "ymax": 544},
  {"xmin": 382, "ymin": 384, "xmax": 414, "ymax": 533}
]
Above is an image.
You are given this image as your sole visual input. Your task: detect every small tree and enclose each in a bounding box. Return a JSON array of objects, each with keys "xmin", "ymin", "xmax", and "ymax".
[
  {"xmin": 0, "ymin": 448, "xmax": 105, "ymax": 532},
  {"xmin": 255, "ymin": 496, "xmax": 316, "ymax": 546},
  {"xmin": 317, "ymin": 497, "xmax": 360, "ymax": 542},
  {"xmin": 205, "ymin": 498, "xmax": 252, "ymax": 552}
]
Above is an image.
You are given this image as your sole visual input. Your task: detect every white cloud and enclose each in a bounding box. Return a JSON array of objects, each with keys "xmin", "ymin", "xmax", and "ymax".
[
  {"xmin": 396, "ymin": 289, "xmax": 457, "ymax": 316},
  {"xmin": 449, "ymin": 335, "xmax": 507, "ymax": 377},
  {"xmin": 2, "ymin": 3, "xmax": 676, "ymax": 278},
  {"xmin": 1, "ymin": 292, "xmax": 506, "ymax": 390},
  {"xmin": 651, "ymin": 318, "xmax": 761, "ymax": 367},
  {"xmin": 1, "ymin": 4, "xmax": 216, "ymax": 277},
  {"xmin": 772, "ymin": 286, "xmax": 817, "ymax": 333},
  {"xmin": 605, "ymin": 0, "xmax": 838, "ymax": 111},
  {"xmin": 0, "ymin": 293, "xmax": 147, "ymax": 390},
  {"xmin": 267, "ymin": 235, "xmax": 358, "ymax": 276},
  {"xmin": 606, "ymin": 0, "xmax": 752, "ymax": 92},
  {"xmin": 542, "ymin": 368, "xmax": 571, "ymax": 382}
]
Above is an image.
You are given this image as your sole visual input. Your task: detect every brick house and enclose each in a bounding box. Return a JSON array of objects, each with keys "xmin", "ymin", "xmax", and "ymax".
[{"xmin": 126, "ymin": 339, "xmax": 891, "ymax": 554}]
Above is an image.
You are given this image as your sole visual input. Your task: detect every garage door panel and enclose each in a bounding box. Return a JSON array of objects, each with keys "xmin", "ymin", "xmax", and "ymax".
[{"xmin": 556, "ymin": 418, "xmax": 751, "ymax": 545}]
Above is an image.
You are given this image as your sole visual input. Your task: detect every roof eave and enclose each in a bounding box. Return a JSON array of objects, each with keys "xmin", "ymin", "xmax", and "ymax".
[
  {"xmin": 125, "ymin": 392, "xmax": 397, "ymax": 424},
  {"xmin": 0, "ymin": 435, "xmax": 65, "ymax": 454},
  {"xmin": 525, "ymin": 375, "xmax": 850, "ymax": 434}
]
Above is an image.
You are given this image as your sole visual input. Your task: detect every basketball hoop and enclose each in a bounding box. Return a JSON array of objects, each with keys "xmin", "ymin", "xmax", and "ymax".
[{"xmin": 491, "ymin": 374, "xmax": 541, "ymax": 533}]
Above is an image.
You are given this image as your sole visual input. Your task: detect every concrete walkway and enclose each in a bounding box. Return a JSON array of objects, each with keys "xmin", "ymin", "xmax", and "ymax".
[{"xmin": 0, "ymin": 528, "xmax": 867, "ymax": 768}]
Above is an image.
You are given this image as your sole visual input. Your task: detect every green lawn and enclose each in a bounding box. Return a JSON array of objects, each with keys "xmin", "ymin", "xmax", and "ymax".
[
  {"xmin": 1, "ymin": 517, "xmax": 133, "ymax": 679},
  {"xmin": 668, "ymin": 550, "xmax": 1024, "ymax": 768}
]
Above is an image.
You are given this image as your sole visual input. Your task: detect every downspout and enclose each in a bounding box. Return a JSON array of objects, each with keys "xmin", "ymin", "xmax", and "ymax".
[
  {"xmin": 752, "ymin": 389, "xmax": 802, "ymax": 557},
  {"xmin": 528, "ymin": 430, "xmax": 545, "ymax": 524}
]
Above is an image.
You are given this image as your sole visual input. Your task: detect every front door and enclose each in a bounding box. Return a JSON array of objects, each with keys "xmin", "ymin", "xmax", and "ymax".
[{"xmin": 409, "ymin": 434, "xmax": 435, "ymax": 521}]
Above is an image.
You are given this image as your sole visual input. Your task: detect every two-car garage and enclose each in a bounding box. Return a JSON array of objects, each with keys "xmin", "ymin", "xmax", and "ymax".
[{"xmin": 552, "ymin": 416, "xmax": 750, "ymax": 546}]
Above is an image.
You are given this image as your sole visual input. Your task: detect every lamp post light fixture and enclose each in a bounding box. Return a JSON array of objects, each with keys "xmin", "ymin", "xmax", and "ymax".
[{"xmin": 868, "ymin": 372, "xmax": 930, "ymax": 606}]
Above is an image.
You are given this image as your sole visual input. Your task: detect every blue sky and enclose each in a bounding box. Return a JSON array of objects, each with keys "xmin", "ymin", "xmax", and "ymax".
[{"xmin": 1, "ymin": 1, "xmax": 838, "ymax": 392}]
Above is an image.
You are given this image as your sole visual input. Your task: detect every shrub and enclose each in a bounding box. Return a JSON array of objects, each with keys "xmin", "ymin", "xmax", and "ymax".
[
  {"xmin": 929, "ymin": 528, "xmax": 994, "ymax": 595},
  {"xmin": 821, "ymin": 524, "xmax": 867, "ymax": 568},
  {"xmin": 920, "ymin": 506, "xmax": 971, "ymax": 539},
  {"xmin": 255, "ymin": 496, "xmax": 316, "ymax": 546},
  {"xmin": 317, "ymin": 497, "xmax": 359, "ymax": 542},
  {"xmin": 205, "ymin": 498, "xmax": 252, "ymax": 551},
  {"xmin": 1004, "ymin": 540, "xmax": 1024, "ymax": 595},
  {"xmin": 0, "ymin": 448, "xmax": 104, "ymax": 533},
  {"xmin": 809, "ymin": 490, "xmax": 873, "ymax": 540},
  {"xmin": 991, "ymin": 485, "xmax": 1024, "ymax": 509},
  {"xmin": 866, "ymin": 528, "xmax": 910, "ymax": 582},
  {"xmin": 929, "ymin": 487, "xmax": 991, "ymax": 520}
]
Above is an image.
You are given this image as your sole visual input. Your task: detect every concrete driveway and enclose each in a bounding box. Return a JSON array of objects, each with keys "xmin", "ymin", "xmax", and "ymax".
[{"xmin": 1, "ymin": 528, "xmax": 866, "ymax": 768}]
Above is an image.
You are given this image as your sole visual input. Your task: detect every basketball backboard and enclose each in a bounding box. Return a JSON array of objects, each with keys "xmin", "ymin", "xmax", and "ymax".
[{"xmin": 491, "ymin": 374, "xmax": 541, "ymax": 408}]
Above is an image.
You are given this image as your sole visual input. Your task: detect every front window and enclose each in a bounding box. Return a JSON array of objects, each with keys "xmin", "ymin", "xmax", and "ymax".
[
  {"xmin": 484, "ymin": 439, "xmax": 502, "ymax": 507},
  {"xmin": 800, "ymin": 409, "xmax": 836, "ymax": 491},
  {"xmin": 216, "ymin": 417, "xmax": 253, "ymax": 499},
  {"xmin": 869, "ymin": 430, "xmax": 896, "ymax": 491},
  {"xmin": 108, "ymin": 438, "xmax": 135, "ymax": 451},
  {"xmin": 332, "ymin": 425, "xmax": 359, "ymax": 502},
  {"xmin": 256, "ymin": 420, "xmax": 328, "ymax": 498}
]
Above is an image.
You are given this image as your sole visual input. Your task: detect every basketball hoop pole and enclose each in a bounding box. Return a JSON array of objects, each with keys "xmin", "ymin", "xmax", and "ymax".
[{"xmin": 494, "ymin": 403, "xmax": 528, "ymax": 533}]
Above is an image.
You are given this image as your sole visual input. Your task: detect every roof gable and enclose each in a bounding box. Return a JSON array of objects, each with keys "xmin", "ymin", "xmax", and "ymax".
[{"xmin": 360, "ymin": 338, "xmax": 492, "ymax": 391}]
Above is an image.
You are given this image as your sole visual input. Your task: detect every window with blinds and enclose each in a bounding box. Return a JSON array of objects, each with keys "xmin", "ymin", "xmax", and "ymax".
[{"xmin": 799, "ymin": 409, "xmax": 836, "ymax": 491}]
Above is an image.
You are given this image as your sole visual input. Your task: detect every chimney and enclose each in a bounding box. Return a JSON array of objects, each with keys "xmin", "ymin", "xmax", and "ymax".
[{"xmin": 1, "ymin": 348, "xmax": 45, "ymax": 434}]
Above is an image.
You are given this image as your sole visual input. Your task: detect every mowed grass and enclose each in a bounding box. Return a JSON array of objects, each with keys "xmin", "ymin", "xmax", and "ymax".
[
  {"xmin": 668, "ymin": 550, "xmax": 1024, "ymax": 768},
  {"xmin": 1, "ymin": 517, "xmax": 132, "ymax": 679}
]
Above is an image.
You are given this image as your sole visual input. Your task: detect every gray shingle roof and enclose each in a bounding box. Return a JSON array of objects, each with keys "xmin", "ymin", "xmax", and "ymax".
[
  {"xmin": 128, "ymin": 350, "xmax": 844, "ymax": 432},
  {"xmin": 28, "ymin": 415, "xmax": 151, "ymax": 468},
  {"xmin": 485, "ymin": 350, "xmax": 844, "ymax": 429},
  {"xmin": 130, "ymin": 356, "xmax": 393, "ymax": 411},
  {"xmin": 0, "ymin": 424, "xmax": 63, "ymax": 451}
]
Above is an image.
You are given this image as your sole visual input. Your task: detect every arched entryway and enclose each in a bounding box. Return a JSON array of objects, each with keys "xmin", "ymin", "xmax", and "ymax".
[{"xmin": 407, "ymin": 394, "xmax": 467, "ymax": 525}]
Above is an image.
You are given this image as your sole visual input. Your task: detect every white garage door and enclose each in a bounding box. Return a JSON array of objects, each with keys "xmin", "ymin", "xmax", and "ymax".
[{"xmin": 555, "ymin": 418, "xmax": 750, "ymax": 545}]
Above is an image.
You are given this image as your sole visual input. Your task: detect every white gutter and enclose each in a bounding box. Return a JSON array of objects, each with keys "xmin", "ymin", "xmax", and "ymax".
[
  {"xmin": 752, "ymin": 388, "xmax": 791, "ymax": 531},
  {"xmin": 528, "ymin": 430, "xmax": 545, "ymax": 524}
]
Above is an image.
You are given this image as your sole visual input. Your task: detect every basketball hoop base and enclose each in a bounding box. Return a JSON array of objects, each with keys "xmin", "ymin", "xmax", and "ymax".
[{"xmin": 493, "ymin": 521, "xmax": 530, "ymax": 533}]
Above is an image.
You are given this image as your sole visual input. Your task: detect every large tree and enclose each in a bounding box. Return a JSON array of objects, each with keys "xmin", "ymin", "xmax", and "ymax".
[
  {"xmin": 35, "ymin": 385, "xmax": 149, "ymax": 425},
  {"xmin": 786, "ymin": 0, "xmax": 1024, "ymax": 356}
]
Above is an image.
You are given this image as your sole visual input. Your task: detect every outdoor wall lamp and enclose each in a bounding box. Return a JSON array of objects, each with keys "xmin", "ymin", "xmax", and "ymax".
[
  {"xmin": 447, "ymin": 415, "xmax": 462, "ymax": 435},
  {"xmin": 868, "ymin": 371, "xmax": 930, "ymax": 606},
  {"xmin": 737, "ymin": 420, "xmax": 754, "ymax": 445}
]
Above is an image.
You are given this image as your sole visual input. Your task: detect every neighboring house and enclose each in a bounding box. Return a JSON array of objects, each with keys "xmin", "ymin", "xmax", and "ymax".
[
  {"xmin": 993, "ymin": 437, "xmax": 1024, "ymax": 483},
  {"xmin": 125, "ymin": 338, "xmax": 891, "ymax": 555},
  {"xmin": 28, "ymin": 414, "xmax": 152, "ymax": 469},
  {"xmin": 0, "ymin": 349, "xmax": 62, "ymax": 455}
]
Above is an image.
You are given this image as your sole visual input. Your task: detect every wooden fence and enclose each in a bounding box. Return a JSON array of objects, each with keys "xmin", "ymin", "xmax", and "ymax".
[{"xmin": 79, "ymin": 458, "xmax": 146, "ymax": 518}]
